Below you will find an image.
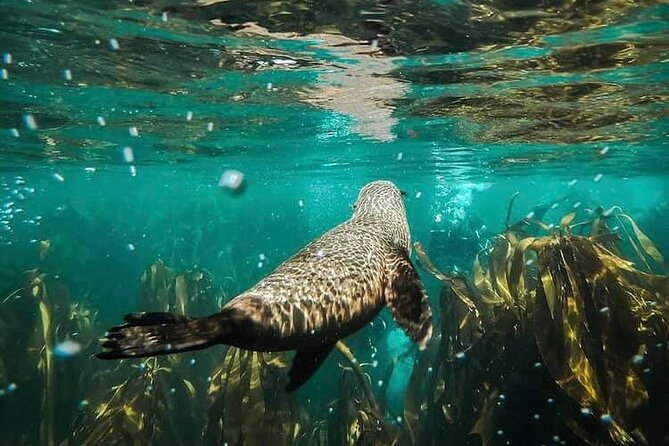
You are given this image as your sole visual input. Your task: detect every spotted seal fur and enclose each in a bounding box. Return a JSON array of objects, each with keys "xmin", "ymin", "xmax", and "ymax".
[{"xmin": 98, "ymin": 180, "xmax": 433, "ymax": 391}]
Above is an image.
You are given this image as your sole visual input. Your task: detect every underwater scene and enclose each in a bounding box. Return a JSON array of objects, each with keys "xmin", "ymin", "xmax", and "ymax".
[{"xmin": 1, "ymin": 0, "xmax": 668, "ymax": 445}]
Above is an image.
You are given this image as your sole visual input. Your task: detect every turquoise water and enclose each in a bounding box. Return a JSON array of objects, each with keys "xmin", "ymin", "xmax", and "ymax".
[{"xmin": 1, "ymin": 0, "xmax": 668, "ymax": 445}]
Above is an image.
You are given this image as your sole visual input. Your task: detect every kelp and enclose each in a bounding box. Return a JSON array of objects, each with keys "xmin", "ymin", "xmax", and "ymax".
[
  {"xmin": 0, "ymin": 267, "xmax": 97, "ymax": 446},
  {"xmin": 64, "ymin": 357, "xmax": 198, "ymax": 446},
  {"xmin": 410, "ymin": 199, "xmax": 668, "ymax": 446},
  {"xmin": 204, "ymin": 347, "xmax": 298, "ymax": 446}
]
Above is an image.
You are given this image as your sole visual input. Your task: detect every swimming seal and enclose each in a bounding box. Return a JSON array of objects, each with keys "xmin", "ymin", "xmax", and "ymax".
[{"xmin": 98, "ymin": 180, "xmax": 433, "ymax": 391}]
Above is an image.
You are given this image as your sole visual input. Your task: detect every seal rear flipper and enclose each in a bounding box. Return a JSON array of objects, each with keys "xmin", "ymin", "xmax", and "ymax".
[
  {"xmin": 286, "ymin": 341, "xmax": 336, "ymax": 392},
  {"xmin": 97, "ymin": 312, "xmax": 219, "ymax": 359},
  {"xmin": 385, "ymin": 254, "xmax": 433, "ymax": 350}
]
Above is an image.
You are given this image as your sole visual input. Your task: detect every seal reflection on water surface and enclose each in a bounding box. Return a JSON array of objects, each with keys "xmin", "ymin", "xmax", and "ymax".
[{"xmin": 98, "ymin": 180, "xmax": 433, "ymax": 391}]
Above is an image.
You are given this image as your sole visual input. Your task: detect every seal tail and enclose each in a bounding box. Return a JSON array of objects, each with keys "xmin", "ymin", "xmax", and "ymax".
[{"xmin": 96, "ymin": 312, "xmax": 223, "ymax": 359}]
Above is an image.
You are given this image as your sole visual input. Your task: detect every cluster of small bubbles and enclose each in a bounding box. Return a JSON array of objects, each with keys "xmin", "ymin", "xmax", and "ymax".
[
  {"xmin": 63, "ymin": 68, "xmax": 72, "ymax": 81},
  {"xmin": 129, "ymin": 126, "xmax": 139, "ymax": 137},
  {"xmin": 109, "ymin": 38, "xmax": 120, "ymax": 50},
  {"xmin": 186, "ymin": 111, "xmax": 193, "ymax": 121},
  {"xmin": 594, "ymin": 174, "xmax": 603, "ymax": 182},
  {"xmin": 396, "ymin": 152, "xmax": 403, "ymax": 161},
  {"xmin": 568, "ymin": 179, "xmax": 578, "ymax": 186},
  {"xmin": 23, "ymin": 113, "xmax": 38, "ymax": 130},
  {"xmin": 96, "ymin": 116, "xmax": 106, "ymax": 126},
  {"xmin": 207, "ymin": 122, "xmax": 214, "ymax": 131}
]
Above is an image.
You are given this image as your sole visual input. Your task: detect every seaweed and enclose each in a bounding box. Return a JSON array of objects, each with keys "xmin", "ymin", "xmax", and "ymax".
[{"xmin": 410, "ymin": 197, "xmax": 668, "ymax": 446}]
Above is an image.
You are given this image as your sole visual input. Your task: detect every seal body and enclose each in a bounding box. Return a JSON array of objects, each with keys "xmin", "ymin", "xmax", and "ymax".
[{"xmin": 99, "ymin": 180, "xmax": 433, "ymax": 391}]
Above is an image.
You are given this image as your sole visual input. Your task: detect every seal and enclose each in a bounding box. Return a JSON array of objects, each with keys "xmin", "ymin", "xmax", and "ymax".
[{"xmin": 98, "ymin": 180, "xmax": 433, "ymax": 391}]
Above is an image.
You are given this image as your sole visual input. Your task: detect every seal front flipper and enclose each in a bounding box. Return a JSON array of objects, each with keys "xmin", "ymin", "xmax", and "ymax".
[
  {"xmin": 286, "ymin": 341, "xmax": 336, "ymax": 392},
  {"xmin": 385, "ymin": 253, "xmax": 433, "ymax": 350}
]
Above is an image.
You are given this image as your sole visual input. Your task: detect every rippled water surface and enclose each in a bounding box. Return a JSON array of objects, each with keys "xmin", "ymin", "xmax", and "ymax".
[{"xmin": 0, "ymin": 0, "xmax": 668, "ymax": 445}]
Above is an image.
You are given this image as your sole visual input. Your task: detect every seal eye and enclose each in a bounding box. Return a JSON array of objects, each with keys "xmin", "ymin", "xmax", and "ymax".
[{"xmin": 399, "ymin": 190, "xmax": 407, "ymax": 196}]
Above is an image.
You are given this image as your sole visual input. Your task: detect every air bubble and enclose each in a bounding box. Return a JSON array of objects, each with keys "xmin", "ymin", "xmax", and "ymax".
[
  {"xmin": 53, "ymin": 173, "xmax": 65, "ymax": 182},
  {"xmin": 122, "ymin": 146, "xmax": 134, "ymax": 163},
  {"xmin": 396, "ymin": 152, "xmax": 403, "ymax": 161},
  {"xmin": 3, "ymin": 53, "xmax": 11, "ymax": 64},
  {"xmin": 96, "ymin": 116, "xmax": 106, "ymax": 126},
  {"xmin": 594, "ymin": 174, "xmax": 603, "ymax": 182},
  {"xmin": 9, "ymin": 128, "xmax": 19, "ymax": 137},
  {"xmin": 109, "ymin": 38, "xmax": 120, "ymax": 50},
  {"xmin": 129, "ymin": 127, "xmax": 139, "ymax": 137},
  {"xmin": 1, "ymin": 69, "xmax": 7, "ymax": 80},
  {"xmin": 23, "ymin": 113, "xmax": 38, "ymax": 130},
  {"xmin": 218, "ymin": 169, "xmax": 244, "ymax": 191},
  {"xmin": 186, "ymin": 111, "xmax": 193, "ymax": 121},
  {"xmin": 63, "ymin": 69, "xmax": 72, "ymax": 81},
  {"xmin": 568, "ymin": 179, "xmax": 577, "ymax": 186},
  {"xmin": 207, "ymin": 122, "xmax": 214, "ymax": 131},
  {"xmin": 162, "ymin": 12, "xmax": 168, "ymax": 22}
]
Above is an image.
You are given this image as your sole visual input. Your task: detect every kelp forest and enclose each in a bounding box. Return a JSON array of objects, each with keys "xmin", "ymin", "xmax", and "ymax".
[{"xmin": 1, "ymin": 197, "xmax": 667, "ymax": 446}]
